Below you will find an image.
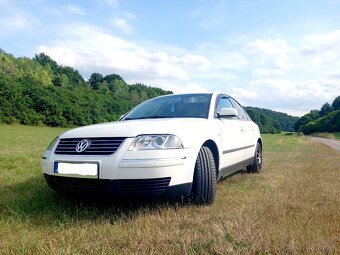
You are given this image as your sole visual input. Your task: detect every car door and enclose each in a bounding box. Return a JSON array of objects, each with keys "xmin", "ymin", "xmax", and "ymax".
[
  {"xmin": 215, "ymin": 96, "xmax": 245, "ymax": 176},
  {"xmin": 229, "ymin": 97, "xmax": 255, "ymax": 161}
]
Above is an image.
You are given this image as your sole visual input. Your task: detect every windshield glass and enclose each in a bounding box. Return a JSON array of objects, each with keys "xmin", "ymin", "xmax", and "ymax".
[{"xmin": 123, "ymin": 93, "xmax": 212, "ymax": 120}]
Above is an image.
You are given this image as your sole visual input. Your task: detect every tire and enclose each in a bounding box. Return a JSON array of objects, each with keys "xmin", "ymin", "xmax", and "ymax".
[
  {"xmin": 191, "ymin": 146, "xmax": 216, "ymax": 205},
  {"xmin": 246, "ymin": 142, "xmax": 262, "ymax": 173}
]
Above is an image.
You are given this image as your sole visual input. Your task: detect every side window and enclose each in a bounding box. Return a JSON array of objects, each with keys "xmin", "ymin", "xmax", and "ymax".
[
  {"xmin": 245, "ymin": 111, "xmax": 252, "ymax": 121},
  {"xmin": 230, "ymin": 98, "xmax": 247, "ymax": 121},
  {"xmin": 216, "ymin": 97, "xmax": 233, "ymax": 114}
]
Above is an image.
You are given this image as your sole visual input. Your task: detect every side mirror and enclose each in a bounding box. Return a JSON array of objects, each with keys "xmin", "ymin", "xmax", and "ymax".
[{"xmin": 217, "ymin": 108, "xmax": 238, "ymax": 118}]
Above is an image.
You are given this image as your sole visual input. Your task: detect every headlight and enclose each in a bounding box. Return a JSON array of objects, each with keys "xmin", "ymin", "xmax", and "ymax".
[
  {"xmin": 128, "ymin": 135, "xmax": 183, "ymax": 150},
  {"xmin": 47, "ymin": 137, "xmax": 59, "ymax": 150}
]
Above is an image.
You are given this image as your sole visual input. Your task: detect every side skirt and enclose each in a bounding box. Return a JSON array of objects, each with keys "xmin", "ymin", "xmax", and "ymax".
[{"xmin": 217, "ymin": 157, "xmax": 254, "ymax": 181}]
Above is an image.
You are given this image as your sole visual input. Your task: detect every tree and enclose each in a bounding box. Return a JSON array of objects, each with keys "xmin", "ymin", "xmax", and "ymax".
[
  {"xmin": 332, "ymin": 95, "xmax": 340, "ymax": 110},
  {"xmin": 301, "ymin": 110, "xmax": 340, "ymax": 134},
  {"xmin": 319, "ymin": 102, "xmax": 333, "ymax": 117},
  {"xmin": 33, "ymin": 52, "xmax": 85, "ymax": 87},
  {"xmin": 295, "ymin": 110, "xmax": 320, "ymax": 132},
  {"xmin": 89, "ymin": 73, "xmax": 103, "ymax": 90}
]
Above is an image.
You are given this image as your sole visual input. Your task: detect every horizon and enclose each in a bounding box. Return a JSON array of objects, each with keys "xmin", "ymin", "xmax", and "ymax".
[{"xmin": 1, "ymin": 0, "xmax": 340, "ymax": 116}]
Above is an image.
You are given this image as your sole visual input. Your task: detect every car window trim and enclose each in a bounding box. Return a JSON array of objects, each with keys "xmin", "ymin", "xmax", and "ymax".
[{"xmin": 229, "ymin": 96, "xmax": 248, "ymax": 121}]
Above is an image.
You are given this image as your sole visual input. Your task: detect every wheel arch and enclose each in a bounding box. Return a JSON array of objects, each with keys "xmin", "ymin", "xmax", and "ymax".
[
  {"xmin": 202, "ymin": 139, "xmax": 220, "ymax": 177},
  {"xmin": 257, "ymin": 137, "xmax": 263, "ymax": 149}
]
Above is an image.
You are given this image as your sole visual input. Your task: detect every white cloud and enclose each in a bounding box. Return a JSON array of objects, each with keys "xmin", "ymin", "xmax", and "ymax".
[
  {"xmin": 237, "ymin": 30, "xmax": 340, "ymax": 115},
  {"xmin": 249, "ymin": 78, "xmax": 306, "ymax": 98},
  {"xmin": 234, "ymin": 75, "xmax": 340, "ymax": 116},
  {"xmin": 306, "ymin": 30, "xmax": 340, "ymax": 46},
  {"xmin": 252, "ymin": 68, "xmax": 285, "ymax": 78},
  {"xmin": 231, "ymin": 87, "xmax": 258, "ymax": 100},
  {"xmin": 245, "ymin": 29, "xmax": 340, "ymax": 75},
  {"xmin": 274, "ymin": 108, "xmax": 307, "ymax": 117},
  {"xmin": 179, "ymin": 54, "xmax": 211, "ymax": 67},
  {"xmin": 37, "ymin": 23, "xmax": 193, "ymax": 85},
  {"xmin": 111, "ymin": 18, "xmax": 133, "ymax": 34},
  {"xmin": 245, "ymin": 38, "xmax": 295, "ymax": 70},
  {"xmin": 175, "ymin": 83, "xmax": 210, "ymax": 93},
  {"xmin": 214, "ymin": 51, "xmax": 249, "ymax": 70},
  {"xmin": 298, "ymin": 30, "xmax": 340, "ymax": 67}
]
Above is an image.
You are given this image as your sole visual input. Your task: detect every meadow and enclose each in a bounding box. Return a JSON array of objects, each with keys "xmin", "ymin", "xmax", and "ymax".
[{"xmin": 0, "ymin": 125, "xmax": 339, "ymax": 254}]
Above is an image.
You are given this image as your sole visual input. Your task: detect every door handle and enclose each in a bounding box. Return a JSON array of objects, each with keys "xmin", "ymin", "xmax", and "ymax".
[{"xmin": 240, "ymin": 127, "xmax": 244, "ymax": 132}]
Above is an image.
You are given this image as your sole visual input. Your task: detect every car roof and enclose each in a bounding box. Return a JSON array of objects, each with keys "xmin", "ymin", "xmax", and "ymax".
[{"xmin": 159, "ymin": 92, "xmax": 230, "ymax": 98}]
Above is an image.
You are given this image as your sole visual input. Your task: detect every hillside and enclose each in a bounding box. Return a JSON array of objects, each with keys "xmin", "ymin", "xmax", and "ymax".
[
  {"xmin": 245, "ymin": 107, "xmax": 298, "ymax": 133},
  {"xmin": 0, "ymin": 49, "xmax": 297, "ymax": 133},
  {"xmin": 0, "ymin": 50, "xmax": 171, "ymax": 127},
  {"xmin": 295, "ymin": 96, "xmax": 340, "ymax": 134}
]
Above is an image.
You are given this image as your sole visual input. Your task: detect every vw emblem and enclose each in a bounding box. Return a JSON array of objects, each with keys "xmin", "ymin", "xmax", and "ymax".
[{"xmin": 76, "ymin": 139, "xmax": 90, "ymax": 153}]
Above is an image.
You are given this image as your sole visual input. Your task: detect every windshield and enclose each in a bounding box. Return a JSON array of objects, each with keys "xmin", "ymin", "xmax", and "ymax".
[{"xmin": 123, "ymin": 94, "xmax": 212, "ymax": 120}]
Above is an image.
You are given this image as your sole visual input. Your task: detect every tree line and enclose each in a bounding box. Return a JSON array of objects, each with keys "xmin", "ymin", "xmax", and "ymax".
[
  {"xmin": 0, "ymin": 48, "xmax": 298, "ymax": 133},
  {"xmin": 0, "ymin": 50, "xmax": 171, "ymax": 127},
  {"xmin": 245, "ymin": 107, "xmax": 298, "ymax": 133},
  {"xmin": 294, "ymin": 96, "xmax": 340, "ymax": 134}
]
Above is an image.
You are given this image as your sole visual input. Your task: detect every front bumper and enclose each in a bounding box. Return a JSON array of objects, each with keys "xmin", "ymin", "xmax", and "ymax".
[
  {"xmin": 42, "ymin": 138, "xmax": 198, "ymax": 198},
  {"xmin": 44, "ymin": 174, "xmax": 192, "ymax": 198}
]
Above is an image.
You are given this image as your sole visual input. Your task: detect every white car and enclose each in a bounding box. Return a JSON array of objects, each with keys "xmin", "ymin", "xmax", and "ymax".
[{"xmin": 42, "ymin": 93, "xmax": 262, "ymax": 204}]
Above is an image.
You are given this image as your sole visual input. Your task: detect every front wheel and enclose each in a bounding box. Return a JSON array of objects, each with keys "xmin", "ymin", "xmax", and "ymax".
[
  {"xmin": 191, "ymin": 146, "xmax": 216, "ymax": 205},
  {"xmin": 246, "ymin": 142, "xmax": 262, "ymax": 173}
]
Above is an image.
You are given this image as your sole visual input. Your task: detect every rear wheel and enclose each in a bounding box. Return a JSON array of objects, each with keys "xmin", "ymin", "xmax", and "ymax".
[
  {"xmin": 191, "ymin": 146, "xmax": 216, "ymax": 205},
  {"xmin": 246, "ymin": 142, "xmax": 262, "ymax": 173}
]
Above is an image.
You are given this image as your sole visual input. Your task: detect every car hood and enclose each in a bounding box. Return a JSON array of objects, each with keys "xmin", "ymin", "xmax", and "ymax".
[{"xmin": 61, "ymin": 118, "xmax": 216, "ymax": 140}]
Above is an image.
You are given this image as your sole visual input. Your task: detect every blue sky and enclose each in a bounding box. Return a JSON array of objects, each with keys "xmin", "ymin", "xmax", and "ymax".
[{"xmin": 1, "ymin": 0, "xmax": 340, "ymax": 116}]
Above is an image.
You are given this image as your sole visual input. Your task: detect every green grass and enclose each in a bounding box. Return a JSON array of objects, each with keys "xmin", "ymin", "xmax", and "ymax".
[
  {"xmin": 0, "ymin": 125, "xmax": 339, "ymax": 254},
  {"xmin": 334, "ymin": 132, "xmax": 340, "ymax": 140}
]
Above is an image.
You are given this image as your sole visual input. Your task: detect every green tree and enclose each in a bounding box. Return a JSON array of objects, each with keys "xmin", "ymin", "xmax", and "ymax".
[
  {"xmin": 332, "ymin": 95, "xmax": 340, "ymax": 110},
  {"xmin": 301, "ymin": 110, "xmax": 340, "ymax": 134},
  {"xmin": 89, "ymin": 73, "xmax": 103, "ymax": 90},
  {"xmin": 295, "ymin": 110, "xmax": 320, "ymax": 132},
  {"xmin": 319, "ymin": 102, "xmax": 333, "ymax": 117}
]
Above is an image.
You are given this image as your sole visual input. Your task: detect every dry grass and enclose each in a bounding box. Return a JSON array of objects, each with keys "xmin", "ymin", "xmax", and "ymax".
[
  {"xmin": 0, "ymin": 125, "xmax": 339, "ymax": 254},
  {"xmin": 310, "ymin": 132, "xmax": 340, "ymax": 140},
  {"xmin": 310, "ymin": 133, "xmax": 335, "ymax": 140}
]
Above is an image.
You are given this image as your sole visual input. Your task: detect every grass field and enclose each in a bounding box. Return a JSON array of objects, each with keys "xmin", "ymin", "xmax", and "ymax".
[
  {"xmin": 334, "ymin": 132, "xmax": 340, "ymax": 140},
  {"xmin": 0, "ymin": 125, "xmax": 339, "ymax": 254}
]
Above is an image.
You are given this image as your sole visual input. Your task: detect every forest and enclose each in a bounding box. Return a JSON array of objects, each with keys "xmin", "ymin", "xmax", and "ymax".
[
  {"xmin": 0, "ymin": 50, "xmax": 171, "ymax": 127},
  {"xmin": 294, "ymin": 96, "xmax": 340, "ymax": 134},
  {"xmin": 245, "ymin": 107, "xmax": 298, "ymax": 133},
  {"xmin": 0, "ymin": 49, "xmax": 298, "ymax": 133}
]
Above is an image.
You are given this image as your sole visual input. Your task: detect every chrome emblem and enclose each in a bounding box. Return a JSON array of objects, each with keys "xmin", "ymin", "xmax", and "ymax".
[{"xmin": 76, "ymin": 139, "xmax": 90, "ymax": 153}]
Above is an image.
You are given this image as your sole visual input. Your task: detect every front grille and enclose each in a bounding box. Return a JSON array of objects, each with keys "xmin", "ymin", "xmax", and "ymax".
[
  {"xmin": 44, "ymin": 174, "xmax": 171, "ymax": 197},
  {"xmin": 55, "ymin": 137, "xmax": 126, "ymax": 155}
]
